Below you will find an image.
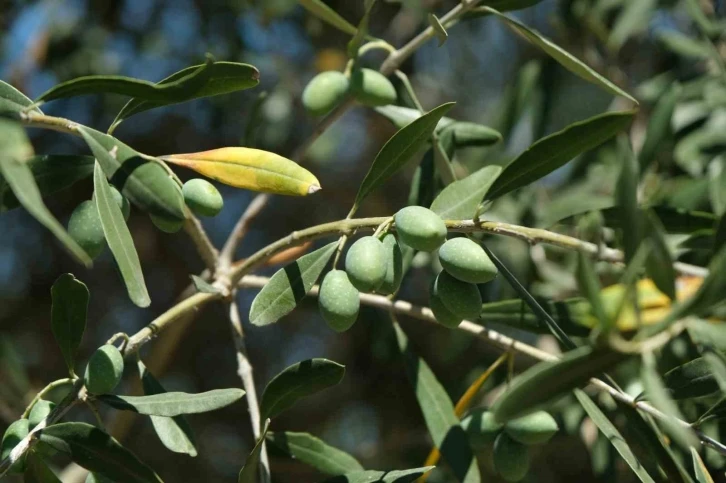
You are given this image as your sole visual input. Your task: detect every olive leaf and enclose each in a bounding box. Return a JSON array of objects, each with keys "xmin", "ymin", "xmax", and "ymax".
[
  {"xmin": 260, "ymin": 358, "xmax": 345, "ymax": 421},
  {"xmin": 615, "ymin": 137, "xmax": 642, "ymax": 264},
  {"xmin": 575, "ymin": 252, "xmax": 609, "ymax": 331},
  {"xmin": 0, "ymin": 79, "xmax": 41, "ymax": 113},
  {"xmin": 266, "ymin": 431, "xmax": 363, "ymax": 475},
  {"xmin": 428, "ymin": 13, "xmax": 448, "ymax": 46},
  {"xmin": 430, "ymin": 165, "xmax": 502, "ymax": 219},
  {"xmin": 691, "ymin": 448, "xmax": 715, "ymax": 483},
  {"xmin": 24, "ymin": 452, "xmax": 62, "ymax": 483},
  {"xmin": 237, "ymin": 419, "xmax": 270, "ymax": 483},
  {"xmin": 347, "ymin": 0, "xmax": 377, "ymax": 59},
  {"xmin": 374, "ymin": 105, "xmax": 455, "ymax": 131},
  {"xmin": 93, "ymin": 162, "xmax": 151, "ymax": 308},
  {"xmin": 320, "ymin": 466, "xmax": 435, "ymax": 483},
  {"xmin": 249, "ymin": 241, "xmax": 337, "ymax": 326},
  {"xmin": 50, "ymin": 273, "xmax": 89, "ymax": 375},
  {"xmin": 639, "ymin": 82, "xmax": 680, "ymax": 172},
  {"xmin": 98, "ymin": 388, "xmax": 245, "ymax": 417},
  {"xmin": 298, "ymin": 0, "xmax": 359, "ymax": 36}
]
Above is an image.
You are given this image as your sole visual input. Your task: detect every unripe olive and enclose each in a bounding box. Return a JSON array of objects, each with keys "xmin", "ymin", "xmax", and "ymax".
[
  {"xmin": 442, "ymin": 121, "xmax": 502, "ymax": 148},
  {"xmin": 302, "ymin": 71, "xmax": 350, "ymax": 116},
  {"xmin": 319, "ymin": 270, "xmax": 360, "ymax": 332},
  {"xmin": 1, "ymin": 419, "xmax": 29, "ymax": 473},
  {"xmin": 28, "ymin": 400, "xmax": 56, "ymax": 428},
  {"xmin": 345, "ymin": 236, "xmax": 387, "ymax": 292},
  {"xmin": 493, "ymin": 432, "xmax": 530, "ymax": 482},
  {"xmin": 350, "ymin": 68, "xmax": 397, "ymax": 107},
  {"xmin": 433, "ymin": 271, "xmax": 482, "ymax": 320},
  {"xmin": 84, "ymin": 344, "xmax": 124, "ymax": 395},
  {"xmin": 461, "ymin": 409, "xmax": 503, "ymax": 448},
  {"xmin": 429, "ymin": 281, "xmax": 462, "ymax": 328},
  {"xmin": 504, "ymin": 410, "xmax": 559, "ymax": 445},
  {"xmin": 394, "ymin": 206, "xmax": 447, "ymax": 252},
  {"xmin": 377, "ymin": 234, "xmax": 403, "ymax": 295},
  {"xmin": 150, "ymin": 213, "xmax": 184, "ymax": 233},
  {"xmin": 439, "ymin": 238, "xmax": 498, "ymax": 284},
  {"xmin": 68, "ymin": 200, "xmax": 105, "ymax": 259},
  {"xmin": 183, "ymin": 178, "xmax": 224, "ymax": 217}
]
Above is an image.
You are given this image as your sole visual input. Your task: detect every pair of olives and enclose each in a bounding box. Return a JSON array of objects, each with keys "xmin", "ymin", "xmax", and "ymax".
[
  {"xmin": 302, "ymin": 68, "xmax": 397, "ymax": 116},
  {"xmin": 462, "ymin": 409, "xmax": 559, "ymax": 482},
  {"xmin": 150, "ymin": 178, "xmax": 223, "ymax": 234}
]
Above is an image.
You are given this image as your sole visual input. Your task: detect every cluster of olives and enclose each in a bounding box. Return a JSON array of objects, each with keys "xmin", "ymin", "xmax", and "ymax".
[
  {"xmin": 302, "ymin": 68, "xmax": 397, "ymax": 117},
  {"xmin": 318, "ymin": 206, "xmax": 498, "ymax": 332},
  {"xmin": 0, "ymin": 344, "xmax": 124, "ymax": 473},
  {"xmin": 68, "ymin": 178, "xmax": 223, "ymax": 258},
  {"xmin": 463, "ymin": 409, "xmax": 559, "ymax": 482}
]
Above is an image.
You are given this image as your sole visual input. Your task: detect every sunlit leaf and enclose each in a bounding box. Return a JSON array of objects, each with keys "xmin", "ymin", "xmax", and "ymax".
[
  {"xmin": 430, "ymin": 166, "xmax": 502, "ymax": 219},
  {"xmin": 0, "ymin": 79, "xmax": 41, "ymax": 114},
  {"xmin": 428, "ymin": 13, "xmax": 448, "ymax": 46},
  {"xmin": 50, "ymin": 273, "xmax": 89, "ymax": 375},
  {"xmin": 267, "ymin": 431, "xmax": 363, "ymax": 475},
  {"xmin": 98, "ymin": 388, "xmax": 245, "ymax": 417},
  {"xmin": 691, "ymin": 447, "xmax": 715, "ymax": 483}
]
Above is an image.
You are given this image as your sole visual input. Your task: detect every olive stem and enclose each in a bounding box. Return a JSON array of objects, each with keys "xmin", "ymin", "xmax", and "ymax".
[{"xmin": 20, "ymin": 378, "xmax": 76, "ymax": 419}]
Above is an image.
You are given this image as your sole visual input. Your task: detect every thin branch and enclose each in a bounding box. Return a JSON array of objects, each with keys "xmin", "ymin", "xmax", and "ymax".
[
  {"xmin": 183, "ymin": 216, "xmax": 218, "ymax": 272},
  {"xmin": 219, "ymin": 194, "xmax": 270, "ymax": 267}
]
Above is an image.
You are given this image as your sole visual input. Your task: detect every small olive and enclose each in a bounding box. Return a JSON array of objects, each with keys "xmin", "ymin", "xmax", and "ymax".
[
  {"xmin": 345, "ymin": 236, "xmax": 387, "ymax": 292},
  {"xmin": 318, "ymin": 270, "xmax": 360, "ymax": 332},
  {"xmin": 350, "ymin": 68, "xmax": 397, "ymax": 107},
  {"xmin": 394, "ymin": 206, "xmax": 447, "ymax": 252},
  {"xmin": 432, "ymin": 271, "xmax": 482, "ymax": 320},
  {"xmin": 183, "ymin": 178, "xmax": 224, "ymax": 217},
  {"xmin": 302, "ymin": 71, "xmax": 350, "ymax": 116},
  {"xmin": 150, "ymin": 213, "xmax": 184, "ymax": 233},
  {"xmin": 439, "ymin": 237, "xmax": 498, "ymax": 284},
  {"xmin": 84, "ymin": 344, "xmax": 124, "ymax": 395},
  {"xmin": 504, "ymin": 410, "xmax": 559, "ymax": 445},
  {"xmin": 377, "ymin": 234, "xmax": 403, "ymax": 295},
  {"xmin": 68, "ymin": 200, "xmax": 105, "ymax": 259},
  {"xmin": 493, "ymin": 432, "xmax": 530, "ymax": 482}
]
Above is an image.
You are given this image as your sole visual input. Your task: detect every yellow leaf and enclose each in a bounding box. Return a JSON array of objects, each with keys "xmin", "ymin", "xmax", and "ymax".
[{"xmin": 162, "ymin": 147, "xmax": 321, "ymax": 196}]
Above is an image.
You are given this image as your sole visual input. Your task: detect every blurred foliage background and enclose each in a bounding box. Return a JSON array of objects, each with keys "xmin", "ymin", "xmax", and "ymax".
[{"xmin": 1, "ymin": 0, "xmax": 726, "ymax": 481}]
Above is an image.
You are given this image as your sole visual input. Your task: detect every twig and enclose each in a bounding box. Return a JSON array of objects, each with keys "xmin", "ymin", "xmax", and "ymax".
[
  {"xmin": 183, "ymin": 216, "xmax": 219, "ymax": 272},
  {"xmin": 219, "ymin": 194, "xmax": 270, "ymax": 267},
  {"xmin": 20, "ymin": 378, "xmax": 76, "ymax": 418}
]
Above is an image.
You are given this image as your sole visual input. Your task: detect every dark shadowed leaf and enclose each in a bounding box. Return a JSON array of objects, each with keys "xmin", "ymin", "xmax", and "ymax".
[
  {"xmin": 320, "ymin": 466, "xmax": 435, "ymax": 483},
  {"xmin": 38, "ymin": 422, "xmax": 162, "ymax": 483},
  {"xmin": 479, "ymin": 0, "xmax": 546, "ymax": 12},
  {"xmin": 138, "ymin": 361, "xmax": 197, "ymax": 457},
  {"xmin": 492, "ymin": 346, "xmax": 626, "ymax": 422},
  {"xmin": 691, "ymin": 448, "xmax": 715, "ymax": 483},
  {"xmin": 249, "ymin": 241, "xmax": 337, "ymax": 326},
  {"xmin": 430, "ymin": 166, "xmax": 502, "ymax": 219},
  {"xmin": 600, "ymin": 206, "xmax": 717, "ymax": 234},
  {"xmin": 0, "ymin": 79, "xmax": 40, "ymax": 113},
  {"xmin": 299, "ymin": 0, "xmax": 359, "ymax": 36},
  {"xmin": 607, "ymin": 0, "xmax": 657, "ymax": 52},
  {"xmin": 190, "ymin": 275, "xmax": 221, "ymax": 294},
  {"xmin": 25, "ymin": 452, "xmax": 62, "ymax": 483},
  {"xmin": 93, "ymin": 162, "xmax": 150, "ymax": 308},
  {"xmin": 702, "ymin": 351, "xmax": 726, "ymax": 392},
  {"xmin": 615, "ymin": 138, "xmax": 642, "ymax": 264},
  {"xmin": 644, "ymin": 211, "xmax": 676, "ymax": 300},
  {"xmin": 639, "ymin": 82, "xmax": 680, "ymax": 172},
  {"xmin": 98, "ymin": 388, "xmax": 245, "ymax": 416},
  {"xmin": 392, "ymin": 322, "xmax": 480, "ymax": 482},
  {"xmin": 266, "ymin": 431, "xmax": 363, "ymax": 475},
  {"xmin": 260, "ymin": 358, "xmax": 345, "ymax": 421},
  {"xmin": 575, "ymin": 253, "xmax": 609, "ymax": 331},
  {"xmin": 347, "ymin": 0, "xmax": 376, "ymax": 58},
  {"xmin": 0, "ymin": 120, "xmax": 91, "ymax": 266},
  {"xmin": 353, "ymin": 103, "xmax": 455, "ymax": 208},
  {"xmin": 374, "ymin": 105, "xmax": 455, "ymax": 132},
  {"xmin": 238, "ymin": 419, "xmax": 270, "ymax": 483},
  {"xmin": 486, "ymin": 111, "xmax": 635, "ymax": 200},
  {"xmin": 50, "ymin": 273, "xmax": 89, "ymax": 375},
  {"xmin": 688, "ymin": 320, "xmax": 726, "ymax": 353}
]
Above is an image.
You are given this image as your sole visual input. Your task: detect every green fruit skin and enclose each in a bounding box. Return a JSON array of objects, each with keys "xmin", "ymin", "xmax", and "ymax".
[
  {"xmin": 504, "ymin": 411, "xmax": 559, "ymax": 445},
  {"xmin": 84, "ymin": 344, "xmax": 124, "ymax": 395},
  {"xmin": 150, "ymin": 213, "xmax": 184, "ymax": 233},
  {"xmin": 439, "ymin": 238, "xmax": 498, "ymax": 284},
  {"xmin": 68, "ymin": 200, "xmax": 105, "ymax": 259},
  {"xmin": 433, "ymin": 271, "xmax": 482, "ymax": 320},
  {"xmin": 377, "ymin": 234, "xmax": 403, "ymax": 294},
  {"xmin": 345, "ymin": 236, "xmax": 387, "ymax": 292},
  {"xmin": 110, "ymin": 186, "xmax": 131, "ymax": 220},
  {"xmin": 319, "ymin": 270, "xmax": 360, "ymax": 332},
  {"xmin": 28, "ymin": 400, "xmax": 56, "ymax": 428},
  {"xmin": 461, "ymin": 409, "xmax": 503, "ymax": 449},
  {"xmin": 302, "ymin": 71, "xmax": 350, "ymax": 116},
  {"xmin": 350, "ymin": 68, "xmax": 397, "ymax": 107},
  {"xmin": 444, "ymin": 122, "xmax": 502, "ymax": 147},
  {"xmin": 1, "ymin": 419, "xmax": 29, "ymax": 473},
  {"xmin": 493, "ymin": 432, "xmax": 530, "ymax": 482},
  {"xmin": 183, "ymin": 178, "xmax": 224, "ymax": 217},
  {"xmin": 394, "ymin": 206, "xmax": 447, "ymax": 252},
  {"xmin": 429, "ymin": 281, "xmax": 462, "ymax": 328}
]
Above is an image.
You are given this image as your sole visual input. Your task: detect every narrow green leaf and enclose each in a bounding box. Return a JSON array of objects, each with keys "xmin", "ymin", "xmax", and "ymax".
[
  {"xmin": 492, "ymin": 346, "xmax": 626, "ymax": 422},
  {"xmin": 98, "ymin": 388, "xmax": 245, "ymax": 416},
  {"xmin": 266, "ymin": 431, "xmax": 363, "ymax": 475},
  {"xmin": 110, "ymin": 62, "xmax": 259, "ymax": 131},
  {"xmin": 479, "ymin": 0, "xmax": 546, "ymax": 12},
  {"xmin": 50, "ymin": 273, "xmax": 89, "ymax": 375},
  {"xmin": 374, "ymin": 105, "xmax": 455, "ymax": 132},
  {"xmin": 657, "ymin": 32, "xmax": 711, "ymax": 59},
  {"xmin": 607, "ymin": 0, "xmax": 657, "ymax": 52},
  {"xmin": 249, "ymin": 242, "xmax": 337, "ymax": 326},
  {"xmin": 486, "ymin": 111, "xmax": 635, "ymax": 200},
  {"xmin": 575, "ymin": 253, "xmax": 609, "ymax": 331},
  {"xmin": 299, "ymin": 0, "xmax": 359, "ymax": 36},
  {"xmin": 392, "ymin": 322, "xmax": 480, "ymax": 482},
  {"xmin": 79, "ymin": 127, "xmax": 185, "ymax": 221},
  {"xmin": 600, "ymin": 205, "xmax": 718, "ymax": 234},
  {"xmin": 574, "ymin": 389, "xmax": 655, "ymax": 483},
  {"xmin": 691, "ymin": 448, "xmax": 715, "ymax": 483},
  {"xmin": 138, "ymin": 361, "xmax": 197, "ymax": 457},
  {"xmin": 24, "ymin": 452, "xmax": 62, "ymax": 483},
  {"xmin": 615, "ymin": 138, "xmax": 642, "ymax": 264},
  {"xmin": 430, "ymin": 166, "xmax": 502, "ymax": 219},
  {"xmin": 643, "ymin": 210, "xmax": 676, "ymax": 300},
  {"xmin": 0, "ymin": 120, "xmax": 91, "ymax": 266},
  {"xmin": 702, "ymin": 351, "xmax": 726, "ymax": 392},
  {"xmin": 688, "ymin": 320, "xmax": 726, "ymax": 354},
  {"xmin": 428, "ymin": 13, "xmax": 448, "ymax": 46},
  {"xmin": 320, "ymin": 466, "xmax": 435, "ymax": 483},
  {"xmin": 639, "ymin": 83, "xmax": 680, "ymax": 172},
  {"xmin": 260, "ymin": 358, "xmax": 345, "ymax": 421},
  {"xmin": 36, "ymin": 57, "xmax": 214, "ymax": 104},
  {"xmin": 238, "ymin": 419, "xmax": 270, "ymax": 483},
  {"xmin": 190, "ymin": 275, "xmax": 221, "ymax": 294},
  {"xmin": 38, "ymin": 422, "xmax": 163, "ymax": 483},
  {"xmin": 354, "ymin": 103, "xmax": 455, "ymax": 208},
  {"xmin": 347, "ymin": 0, "xmax": 377, "ymax": 59},
  {"xmin": 93, "ymin": 162, "xmax": 150, "ymax": 307},
  {"xmin": 0, "ymin": 155, "xmax": 95, "ymax": 211},
  {"xmin": 0, "ymin": 79, "xmax": 41, "ymax": 114},
  {"xmin": 714, "ymin": 214, "xmax": 726, "ymax": 253},
  {"xmin": 485, "ymin": 8, "xmax": 637, "ymax": 103}
]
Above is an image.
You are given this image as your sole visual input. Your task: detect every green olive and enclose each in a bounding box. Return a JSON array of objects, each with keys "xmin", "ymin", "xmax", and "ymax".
[
  {"xmin": 84, "ymin": 344, "xmax": 124, "ymax": 395},
  {"xmin": 429, "ymin": 280, "xmax": 462, "ymax": 328},
  {"xmin": 504, "ymin": 410, "xmax": 559, "ymax": 445},
  {"xmin": 319, "ymin": 270, "xmax": 360, "ymax": 332},
  {"xmin": 493, "ymin": 432, "xmax": 530, "ymax": 482},
  {"xmin": 183, "ymin": 178, "xmax": 224, "ymax": 217},
  {"xmin": 432, "ymin": 271, "xmax": 482, "ymax": 320},
  {"xmin": 441, "ymin": 121, "xmax": 502, "ymax": 148},
  {"xmin": 394, "ymin": 206, "xmax": 447, "ymax": 252},
  {"xmin": 377, "ymin": 234, "xmax": 403, "ymax": 295},
  {"xmin": 68, "ymin": 200, "xmax": 105, "ymax": 259},
  {"xmin": 28, "ymin": 400, "xmax": 56, "ymax": 428},
  {"xmin": 350, "ymin": 68, "xmax": 397, "ymax": 107},
  {"xmin": 302, "ymin": 71, "xmax": 350, "ymax": 116},
  {"xmin": 439, "ymin": 237, "xmax": 498, "ymax": 284},
  {"xmin": 1, "ymin": 419, "xmax": 29, "ymax": 473},
  {"xmin": 461, "ymin": 409, "xmax": 503, "ymax": 448},
  {"xmin": 150, "ymin": 213, "xmax": 184, "ymax": 233},
  {"xmin": 345, "ymin": 236, "xmax": 387, "ymax": 292}
]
